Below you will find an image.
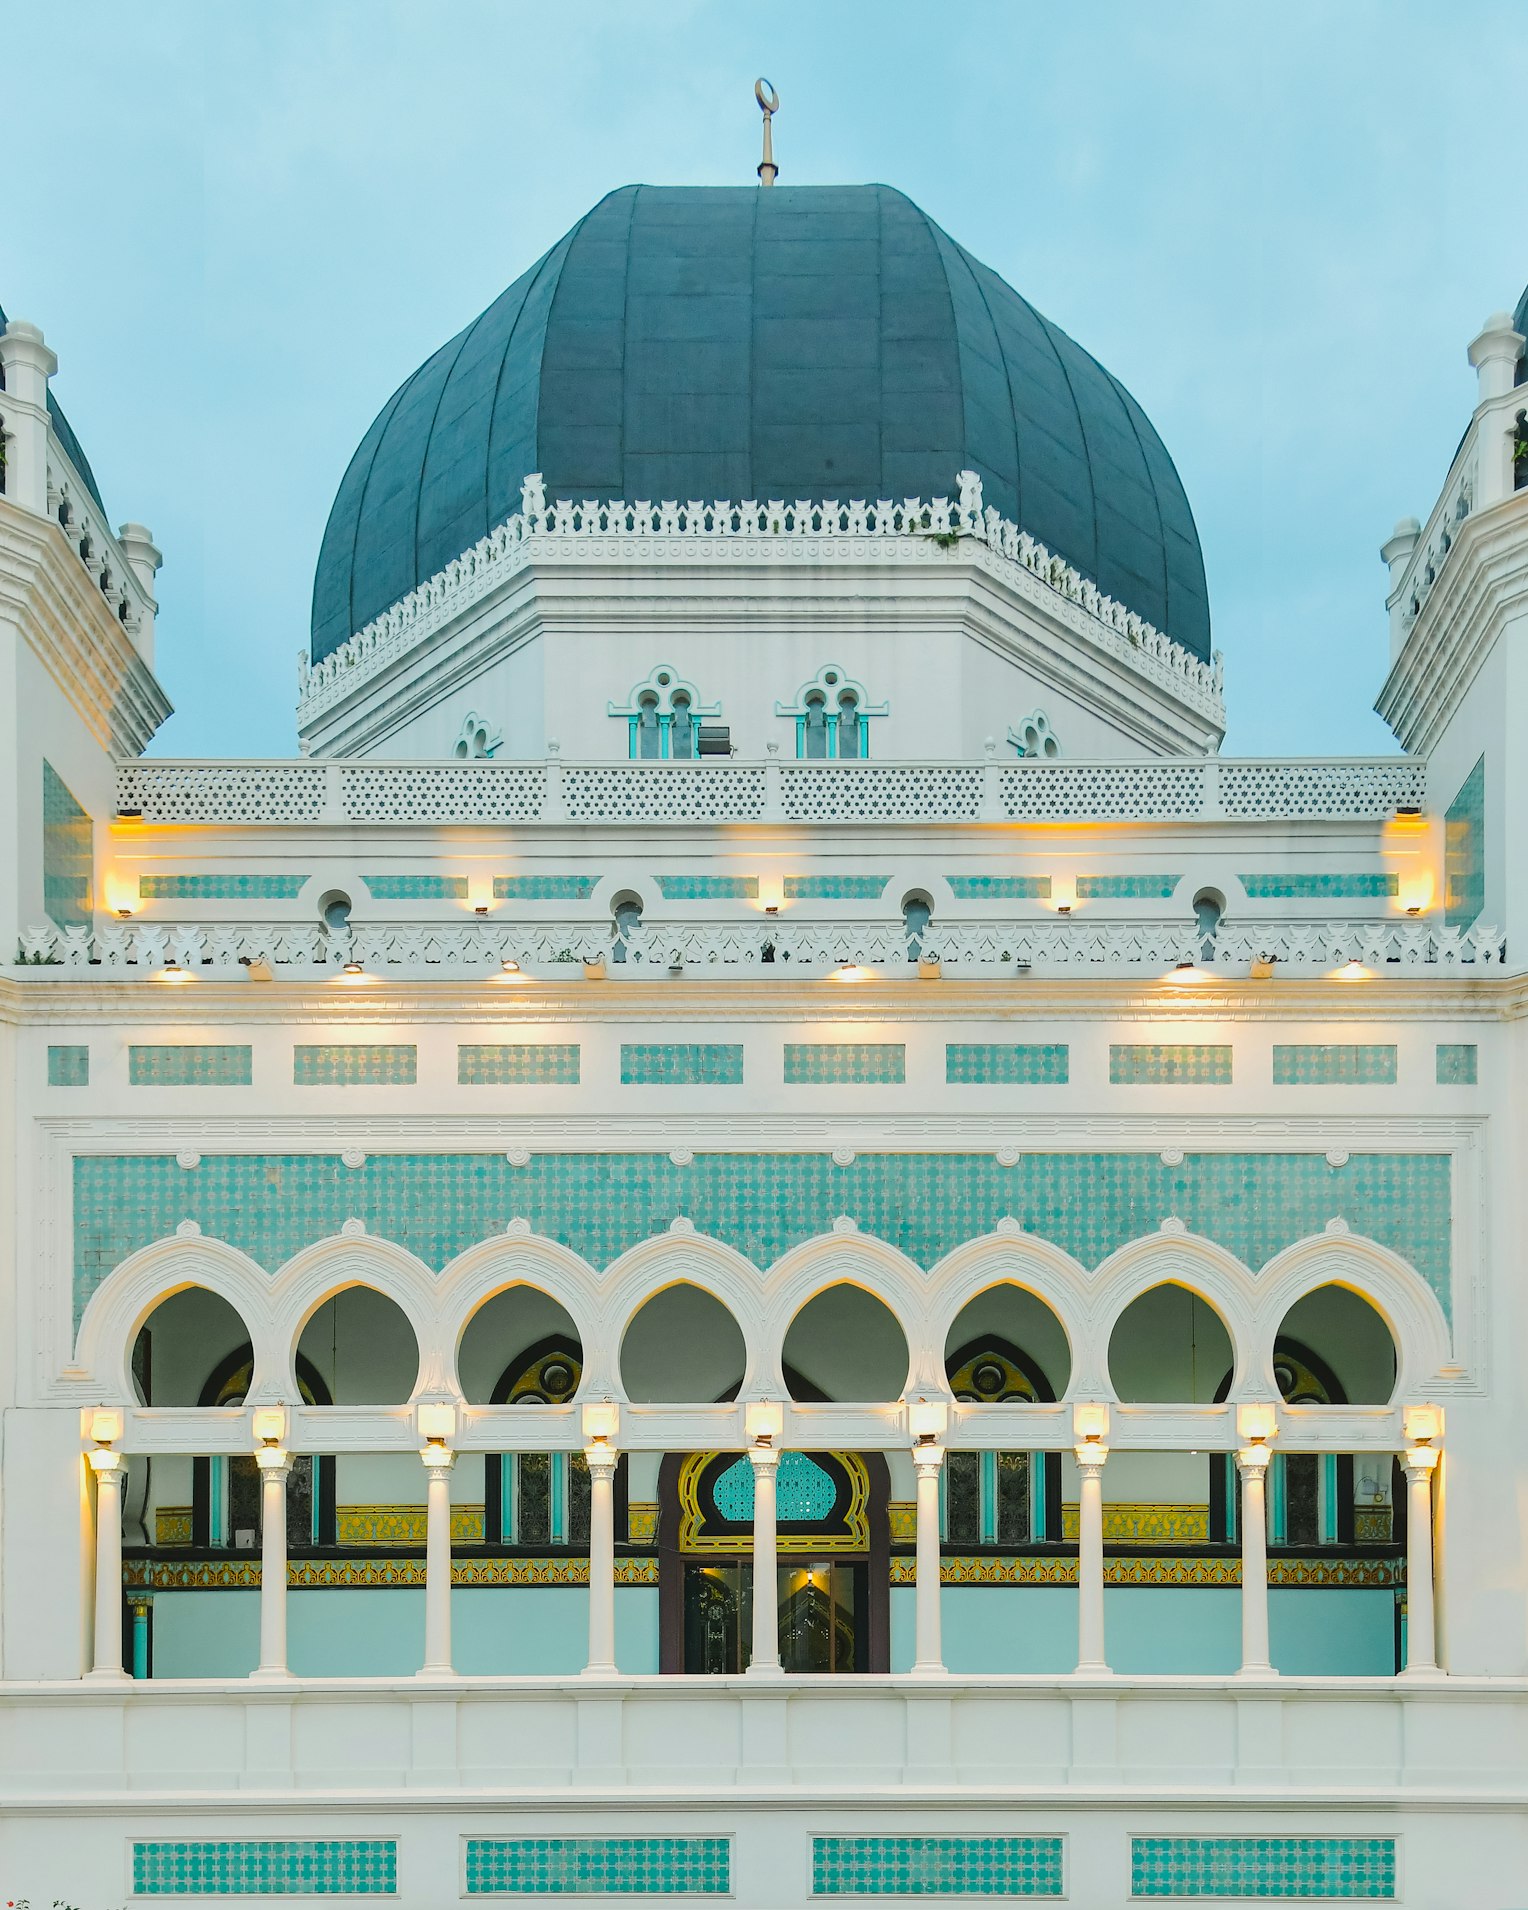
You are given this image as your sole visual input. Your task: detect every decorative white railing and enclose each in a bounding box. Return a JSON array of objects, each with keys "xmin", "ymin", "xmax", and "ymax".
[
  {"xmin": 116, "ymin": 754, "xmax": 1426, "ymax": 828},
  {"xmin": 44, "ymin": 430, "xmax": 155, "ymax": 638},
  {"xmin": 18, "ymin": 915, "xmax": 1504, "ymax": 978},
  {"xmin": 295, "ymin": 472, "xmax": 1226, "ymax": 725},
  {"xmin": 1395, "ymin": 443, "xmax": 1477, "ymax": 638}
]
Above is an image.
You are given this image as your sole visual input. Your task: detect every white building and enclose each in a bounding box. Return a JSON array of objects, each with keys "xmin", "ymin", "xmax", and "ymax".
[{"xmin": 0, "ymin": 176, "xmax": 1524, "ymax": 1906}]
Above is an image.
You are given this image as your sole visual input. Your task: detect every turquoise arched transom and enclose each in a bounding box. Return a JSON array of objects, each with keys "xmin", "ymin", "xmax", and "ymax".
[{"xmin": 712, "ymin": 1451, "xmax": 837, "ymax": 1523}]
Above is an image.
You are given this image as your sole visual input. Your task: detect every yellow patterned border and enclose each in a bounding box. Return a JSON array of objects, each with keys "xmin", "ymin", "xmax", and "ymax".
[
  {"xmin": 887, "ymin": 1555, "xmax": 1402, "ymax": 1588},
  {"xmin": 123, "ymin": 1555, "xmax": 659, "ymax": 1591},
  {"xmin": 155, "ymin": 1508, "xmax": 193, "ymax": 1546},
  {"xmin": 627, "ymin": 1501, "xmax": 659, "ymax": 1545},
  {"xmin": 887, "ymin": 1501, "xmax": 916, "ymax": 1543},
  {"xmin": 677, "ymin": 1451, "xmax": 869, "ymax": 1555},
  {"xmin": 1060, "ymin": 1502, "xmax": 1210, "ymax": 1544},
  {"xmin": 1355, "ymin": 1508, "xmax": 1393, "ymax": 1543}
]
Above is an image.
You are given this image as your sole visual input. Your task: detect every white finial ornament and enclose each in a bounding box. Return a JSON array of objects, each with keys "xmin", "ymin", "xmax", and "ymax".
[{"xmin": 755, "ymin": 79, "xmax": 780, "ymax": 187}]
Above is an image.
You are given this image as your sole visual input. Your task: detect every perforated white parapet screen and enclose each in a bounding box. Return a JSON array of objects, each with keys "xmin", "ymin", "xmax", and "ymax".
[
  {"xmin": 562, "ymin": 765, "xmax": 767, "ymax": 823},
  {"xmin": 338, "ymin": 763, "xmax": 546, "ymax": 823},
  {"xmin": 1218, "ymin": 762, "xmax": 1428, "ymax": 818},
  {"xmin": 1000, "ymin": 762, "xmax": 1205, "ymax": 821},
  {"xmin": 114, "ymin": 764, "xmax": 329, "ymax": 824},
  {"xmin": 780, "ymin": 764, "xmax": 983, "ymax": 822}
]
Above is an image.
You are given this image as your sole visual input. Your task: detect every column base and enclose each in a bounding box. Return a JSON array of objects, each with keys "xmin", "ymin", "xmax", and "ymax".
[
  {"xmin": 415, "ymin": 1664, "xmax": 458, "ymax": 1679},
  {"xmin": 250, "ymin": 1666, "xmax": 297, "ymax": 1684},
  {"xmin": 580, "ymin": 1662, "xmax": 619, "ymax": 1678},
  {"xmin": 908, "ymin": 1661, "xmax": 948, "ymax": 1678},
  {"xmin": 745, "ymin": 1660, "xmax": 785, "ymax": 1679},
  {"xmin": 1398, "ymin": 1663, "xmax": 1447, "ymax": 1682},
  {"xmin": 84, "ymin": 1667, "xmax": 131, "ymax": 1684},
  {"xmin": 1234, "ymin": 1663, "xmax": 1279, "ymax": 1680},
  {"xmin": 1072, "ymin": 1661, "xmax": 1113, "ymax": 1677}
]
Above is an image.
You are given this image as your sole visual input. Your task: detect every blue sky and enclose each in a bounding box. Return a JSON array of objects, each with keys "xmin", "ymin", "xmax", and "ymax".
[{"xmin": 6, "ymin": 2, "xmax": 1523, "ymax": 758}]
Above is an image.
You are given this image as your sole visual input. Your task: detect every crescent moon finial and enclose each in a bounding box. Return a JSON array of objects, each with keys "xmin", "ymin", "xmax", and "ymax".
[{"xmin": 755, "ymin": 78, "xmax": 780, "ymax": 186}]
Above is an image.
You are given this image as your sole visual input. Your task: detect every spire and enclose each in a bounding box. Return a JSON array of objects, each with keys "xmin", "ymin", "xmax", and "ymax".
[{"xmin": 755, "ymin": 78, "xmax": 779, "ymax": 186}]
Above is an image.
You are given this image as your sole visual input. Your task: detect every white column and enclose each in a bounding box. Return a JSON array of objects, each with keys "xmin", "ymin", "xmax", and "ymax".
[
  {"xmin": 585, "ymin": 1446, "xmax": 618, "ymax": 1674},
  {"xmin": 420, "ymin": 1450, "xmax": 456, "ymax": 1676},
  {"xmin": 911, "ymin": 1445, "xmax": 945, "ymax": 1674},
  {"xmin": 253, "ymin": 1452, "xmax": 293, "ymax": 1681},
  {"xmin": 1237, "ymin": 1447, "xmax": 1273, "ymax": 1676},
  {"xmin": 748, "ymin": 1445, "xmax": 782, "ymax": 1675},
  {"xmin": 1074, "ymin": 1452, "xmax": 1108, "ymax": 1673},
  {"xmin": 87, "ymin": 1450, "xmax": 128, "ymax": 1681},
  {"xmin": 1402, "ymin": 1452, "xmax": 1441, "ymax": 1677}
]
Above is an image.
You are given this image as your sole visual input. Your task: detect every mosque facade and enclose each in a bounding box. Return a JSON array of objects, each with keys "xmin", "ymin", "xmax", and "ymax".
[{"xmin": 0, "ymin": 166, "xmax": 1525, "ymax": 1905}]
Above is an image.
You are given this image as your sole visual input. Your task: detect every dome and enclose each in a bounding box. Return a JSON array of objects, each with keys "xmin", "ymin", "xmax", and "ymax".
[
  {"xmin": 0, "ymin": 299, "xmax": 105, "ymax": 513},
  {"xmin": 311, "ymin": 185, "xmax": 1209, "ymax": 663}
]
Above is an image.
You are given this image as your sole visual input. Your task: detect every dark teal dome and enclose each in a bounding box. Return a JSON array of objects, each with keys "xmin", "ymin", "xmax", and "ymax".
[{"xmin": 311, "ymin": 184, "xmax": 1210, "ymax": 662}]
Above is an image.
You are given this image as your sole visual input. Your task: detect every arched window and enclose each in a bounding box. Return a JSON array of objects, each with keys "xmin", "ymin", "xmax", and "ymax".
[
  {"xmin": 611, "ymin": 891, "xmax": 643, "ymax": 964},
  {"xmin": 451, "ymin": 710, "xmax": 502, "ymax": 759},
  {"xmin": 1008, "ymin": 709, "xmax": 1061, "ymax": 759},
  {"xmin": 902, "ymin": 891, "xmax": 932, "ymax": 962},
  {"xmin": 611, "ymin": 670, "xmax": 719, "ymax": 760},
  {"xmin": 482, "ymin": 1340, "xmax": 620, "ymax": 1549},
  {"xmin": 191, "ymin": 1347, "xmax": 336, "ymax": 1550},
  {"xmin": 1210, "ymin": 1339, "xmax": 1354, "ymax": 1547},
  {"xmin": 942, "ymin": 1337, "xmax": 1063, "ymax": 1547},
  {"xmin": 778, "ymin": 668, "xmax": 887, "ymax": 759}
]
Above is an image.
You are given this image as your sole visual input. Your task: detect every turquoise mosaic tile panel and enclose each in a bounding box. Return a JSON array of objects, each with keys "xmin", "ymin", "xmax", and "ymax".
[
  {"xmin": 459, "ymin": 1043, "xmax": 580, "ymax": 1085},
  {"xmin": 138, "ymin": 874, "xmax": 309, "ymax": 900},
  {"xmin": 1111, "ymin": 1044, "xmax": 1232, "ymax": 1085},
  {"xmin": 48, "ymin": 1044, "xmax": 89, "ymax": 1087},
  {"xmin": 654, "ymin": 874, "xmax": 759, "ymax": 900},
  {"xmin": 785, "ymin": 1042, "xmax": 906, "ymax": 1084},
  {"xmin": 812, "ymin": 1836, "xmax": 1063, "ymax": 1898},
  {"xmin": 1130, "ymin": 1836, "xmax": 1395, "ymax": 1899},
  {"xmin": 465, "ymin": 1836, "xmax": 729, "ymax": 1896},
  {"xmin": 1241, "ymin": 872, "xmax": 1398, "ymax": 899},
  {"xmin": 1446, "ymin": 754, "xmax": 1486, "ymax": 929},
  {"xmin": 946, "ymin": 875, "xmax": 1051, "ymax": 900},
  {"xmin": 784, "ymin": 874, "xmax": 889, "ymax": 900},
  {"xmin": 293, "ymin": 1045, "xmax": 416, "ymax": 1086},
  {"xmin": 130, "ymin": 1045, "xmax": 253, "ymax": 1088},
  {"xmin": 71, "ymin": 1149, "xmax": 1454, "ymax": 1325},
  {"xmin": 620, "ymin": 1043, "xmax": 744, "ymax": 1085},
  {"xmin": 714, "ymin": 1449, "xmax": 837, "ymax": 1521},
  {"xmin": 1436, "ymin": 1042, "xmax": 1478, "ymax": 1085},
  {"xmin": 132, "ymin": 1838, "xmax": 397, "ymax": 1896},
  {"xmin": 1076, "ymin": 873, "xmax": 1180, "ymax": 900},
  {"xmin": 1273, "ymin": 1044, "xmax": 1398, "ymax": 1086},
  {"xmin": 494, "ymin": 874, "xmax": 599, "ymax": 901},
  {"xmin": 946, "ymin": 1044, "xmax": 1069, "ymax": 1085},
  {"xmin": 42, "ymin": 760, "xmax": 91, "ymax": 928},
  {"xmin": 362, "ymin": 873, "xmax": 468, "ymax": 900}
]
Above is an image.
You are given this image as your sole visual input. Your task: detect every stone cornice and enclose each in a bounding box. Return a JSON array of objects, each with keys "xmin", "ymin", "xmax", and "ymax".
[{"xmin": 0, "ymin": 499, "xmax": 171, "ymax": 754}]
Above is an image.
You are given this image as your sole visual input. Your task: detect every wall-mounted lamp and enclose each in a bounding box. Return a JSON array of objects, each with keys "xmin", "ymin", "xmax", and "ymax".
[
  {"xmin": 583, "ymin": 956, "xmax": 607, "ymax": 981},
  {"xmin": 252, "ymin": 1406, "xmax": 287, "ymax": 1448},
  {"xmin": 89, "ymin": 1408, "xmax": 123, "ymax": 1448},
  {"xmin": 582, "ymin": 1400, "xmax": 620, "ymax": 1449},
  {"xmin": 1237, "ymin": 1400, "xmax": 1279, "ymax": 1449},
  {"xmin": 160, "ymin": 958, "xmax": 188, "ymax": 981},
  {"xmin": 765, "ymin": 905, "xmax": 779, "ymax": 917},
  {"xmin": 917, "ymin": 956, "xmax": 942, "ymax": 980},
  {"xmin": 1056, "ymin": 904, "xmax": 1072, "ymax": 917},
  {"xmin": 1250, "ymin": 956, "xmax": 1277, "ymax": 980},
  {"xmin": 500, "ymin": 958, "xmax": 521, "ymax": 974},
  {"xmin": 1072, "ymin": 1401, "xmax": 1109, "ymax": 1457},
  {"xmin": 417, "ymin": 1401, "xmax": 457, "ymax": 1456},
  {"xmin": 907, "ymin": 1398, "xmax": 949, "ymax": 1444},
  {"xmin": 744, "ymin": 1398, "xmax": 784, "ymax": 1447}
]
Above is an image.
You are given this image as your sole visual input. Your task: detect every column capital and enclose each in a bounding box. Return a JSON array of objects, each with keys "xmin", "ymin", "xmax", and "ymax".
[
  {"xmin": 420, "ymin": 1449, "xmax": 456, "ymax": 1479},
  {"xmin": 912, "ymin": 1444, "xmax": 946, "ymax": 1477},
  {"xmin": 1072, "ymin": 1448, "xmax": 1108, "ymax": 1475},
  {"xmin": 748, "ymin": 1442, "xmax": 783, "ymax": 1474},
  {"xmin": 87, "ymin": 1447, "xmax": 126, "ymax": 1479},
  {"xmin": 1235, "ymin": 1444, "xmax": 1274, "ymax": 1475},
  {"xmin": 254, "ymin": 1448, "xmax": 292, "ymax": 1481},
  {"xmin": 583, "ymin": 1444, "xmax": 620, "ymax": 1480}
]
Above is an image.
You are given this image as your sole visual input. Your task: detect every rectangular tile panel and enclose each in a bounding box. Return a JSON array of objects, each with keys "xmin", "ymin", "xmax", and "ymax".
[
  {"xmin": 139, "ymin": 874, "xmax": 309, "ymax": 899},
  {"xmin": 621, "ymin": 1043, "xmax": 743, "ymax": 1085},
  {"xmin": 946, "ymin": 875, "xmax": 1051, "ymax": 900},
  {"xmin": 1272, "ymin": 1044, "xmax": 1397, "ymax": 1085},
  {"xmin": 1445, "ymin": 754, "xmax": 1485, "ymax": 928},
  {"xmin": 946, "ymin": 1043, "xmax": 1068, "ymax": 1084},
  {"xmin": 129, "ymin": 1045, "xmax": 253, "ymax": 1087},
  {"xmin": 293, "ymin": 1044, "xmax": 417, "ymax": 1086},
  {"xmin": 1435, "ymin": 1042, "xmax": 1478, "ymax": 1084},
  {"xmin": 654, "ymin": 874, "xmax": 759, "ymax": 899},
  {"xmin": 494, "ymin": 874, "xmax": 600, "ymax": 900},
  {"xmin": 362, "ymin": 874, "xmax": 468, "ymax": 900},
  {"xmin": 1110, "ymin": 1044, "xmax": 1231, "ymax": 1085},
  {"xmin": 1076, "ymin": 873, "xmax": 1180, "ymax": 899},
  {"xmin": 132, "ymin": 1838, "xmax": 397, "ymax": 1896},
  {"xmin": 465, "ymin": 1836, "xmax": 729, "ymax": 1896},
  {"xmin": 784, "ymin": 874, "xmax": 889, "ymax": 900},
  {"xmin": 1240, "ymin": 872, "xmax": 1398, "ymax": 899},
  {"xmin": 785, "ymin": 1042, "xmax": 906, "ymax": 1084},
  {"xmin": 1130, "ymin": 1835, "xmax": 1396, "ymax": 1899},
  {"xmin": 812, "ymin": 1835, "xmax": 1063, "ymax": 1897},
  {"xmin": 459, "ymin": 1043, "xmax": 580, "ymax": 1085},
  {"xmin": 48, "ymin": 1044, "xmax": 89, "ymax": 1086}
]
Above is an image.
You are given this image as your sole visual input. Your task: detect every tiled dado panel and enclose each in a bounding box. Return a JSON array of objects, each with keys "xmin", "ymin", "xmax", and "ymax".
[
  {"xmin": 1240, "ymin": 872, "xmax": 1398, "ymax": 899},
  {"xmin": 131, "ymin": 1838, "xmax": 397, "ymax": 1896},
  {"xmin": 47, "ymin": 1044, "xmax": 89, "ymax": 1087},
  {"xmin": 459, "ymin": 1043, "xmax": 581, "ymax": 1085},
  {"xmin": 1110, "ymin": 1044, "xmax": 1232, "ymax": 1085},
  {"xmin": 129, "ymin": 1045, "xmax": 254, "ymax": 1088},
  {"xmin": 621, "ymin": 1043, "xmax": 745, "ymax": 1085},
  {"xmin": 1130, "ymin": 1835, "xmax": 1396, "ymax": 1900},
  {"xmin": 812, "ymin": 1835, "xmax": 1064, "ymax": 1897},
  {"xmin": 465, "ymin": 1836, "xmax": 730, "ymax": 1897},
  {"xmin": 1436, "ymin": 1042, "xmax": 1478, "ymax": 1085},
  {"xmin": 946, "ymin": 1043, "xmax": 1069, "ymax": 1084},
  {"xmin": 1272, "ymin": 1044, "xmax": 1398, "ymax": 1086},
  {"xmin": 73, "ymin": 1150, "xmax": 1452, "ymax": 1323},
  {"xmin": 494, "ymin": 874, "xmax": 599, "ymax": 900},
  {"xmin": 362, "ymin": 873, "xmax": 468, "ymax": 901},
  {"xmin": 42, "ymin": 758, "xmax": 91, "ymax": 929},
  {"xmin": 138, "ymin": 874, "xmax": 310, "ymax": 900},
  {"xmin": 785, "ymin": 1042, "xmax": 907, "ymax": 1084},
  {"xmin": 293, "ymin": 1045, "xmax": 417, "ymax": 1087},
  {"xmin": 1445, "ymin": 753, "xmax": 1486, "ymax": 930}
]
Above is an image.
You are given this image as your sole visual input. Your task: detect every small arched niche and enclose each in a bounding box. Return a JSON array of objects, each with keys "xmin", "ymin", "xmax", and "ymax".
[
  {"xmin": 296, "ymin": 1285, "xmax": 421, "ymax": 1406},
  {"xmin": 458, "ymin": 1285, "xmax": 583, "ymax": 1405},
  {"xmin": 943, "ymin": 1284, "xmax": 1072, "ymax": 1399},
  {"xmin": 783, "ymin": 1284, "xmax": 908, "ymax": 1403},
  {"xmin": 621, "ymin": 1283, "xmax": 746, "ymax": 1404},
  {"xmin": 1107, "ymin": 1282, "xmax": 1234, "ymax": 1405},
  {"xmin": 1273, "ymin": 1285, "xmax": 1397, "ymax": 1406},
  {"xmin": 132, "ymin": 1287, "xmax": 254, "ymax": 1406}
]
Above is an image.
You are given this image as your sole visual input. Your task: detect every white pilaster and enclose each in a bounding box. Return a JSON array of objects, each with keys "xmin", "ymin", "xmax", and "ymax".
[
  {"xmin": 911, "ymin": 1445, "xmax": 945, "ymax": 1675},
  {"xmin": 252, "ymin": 1452, "xmax": 293, "ymax": 1682},
  {"xmin": 584, "ymin": 1446, "xmax": 619, "ymax": 1675},
  {"xmin": 1236, "ymin": 1447, "xmax": 1274, "ymax": 1677},
  {"xmin": 1074, "ymin": 1454, "xmax": 1108, "ymax": 1674},
  {"xmin": 1402, "ymin": 1451, "xmax": 1442, "ymax": 1678},
  {"xmin": 86, "ymin": 1451, "xmax": 128, "ymax": 1682},
  {"xmin": 747, "ymin": 1445, "xmax": 782, "ymax": 1676},
  {"xmin": 420, "ymin": 1452, "xmax": 456, "ymax": 1677}
]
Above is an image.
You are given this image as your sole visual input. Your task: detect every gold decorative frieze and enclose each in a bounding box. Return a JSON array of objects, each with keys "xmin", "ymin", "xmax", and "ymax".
[
  {"xmin": 335, "ymin": 1504, "xmax": 486, "ymax": 1546},
  {"xmin": 1060, "ymin": 1502, "xmax": 1210, "ymax": 1544},
  {"xmin": 124, "ymin": 1555, "xmax": 660, "ymax": 1591},
  {"xmin": 887, "ymin": 1501, "xmax": 916, "ymax": 1543},
  {"xmin": 155, "ymin": 1508, "xmax": 193, "ymax": 1546},
  {"xmin": 627, "ymin": 1501, "xmax": 659, "ymax": 1545},
  {"xmin": 888, "ymin": 1555, "xmax": 1402, "ymax": 1589},
  {"xmin": 1355, "ymin": 1508, "xmax": 1394, "ymax": 1543}
]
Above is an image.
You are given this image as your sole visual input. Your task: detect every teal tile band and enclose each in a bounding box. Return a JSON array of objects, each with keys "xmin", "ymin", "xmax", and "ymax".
[
  {"xmin": 1436, "ymin": 1042, "xmax": 1478, "ymax": 1085},
  {"xmin": 1130, "ymin": 1836, "xmax": 1395, "ymax": 1899},
  {"xmin": 132, "ymin": 1838, "xmax": 397, "ymax": 1896},
  {"xmin": 812, "ymin": 1836, "xmax": 1063, "ymax": 1898},
  {"xmin": 785, "ymin": 1042, "xmax": 906, "ymax": 1084},
  {"xmin": 946, "ymin": 1043, "xmax": 1069, "ymax": 1084},
  {"xmin": 138, "ymin": 874, "xmax": 310, "ymax": 900},
  {"xmin": 1445, "ymin": 754, "xmax": 1485, "ymax": 929},
  {"xmin": 48, "ymin": 1044, "xmax": 89, "ymax": 1087},
  {"xmin": 1111, "ymin": 1044, "xmax": 1232, "ymax": 1085},
  {"xmin": 459, "ymin": 1043, "xmax": 580, "ymax": 1085},
  {"xmin": 362, "ymin": 873, "xmax": 468, "ymax": 900},
  {"xmin": 946, "ymin": 875, "xmax": 1051, "ymax": 900},
  {"xmin": 465, "ymin": 1836, "xmax": 729, "ymax": 1896},
  {"xmin": 130, "ymin": 1045, "xmax": 253, "ymax": 1088},
  {"xmin": 620, "ymin": 1043, "xmax": 744, "ymax": 1085},
  {"xmin": 495, "ymin": 874, "xmax": 599, "ymax": 901},
  {"xmin": 42, "ymin": 760, "xmax": 91, "ymax": 928},
  {"xmin": 1273, "ymin": 1044, "xmax": 1398, "ymax": 1086},
  {"xmin": 1076, "ymin": 873, "xmax": 1180, "ymax": 899},
  {"xmin": 293, "ymin": 1045, "xmax": 417, "ymax": 1086},
  {"xmin": 1240, "ymin": 872, "xmax": 1398, "ymax": 899},
  {"xmin": 784, "ymin": 874, "xmax": 889, "ymax": 900},
  {"xmin": 71, "ymin": 1150, "xmax": 1454, "ymax": 1326},
  {"xmin": 654, "ymin": 874, "xmax": 759, "ymax": 900}
]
